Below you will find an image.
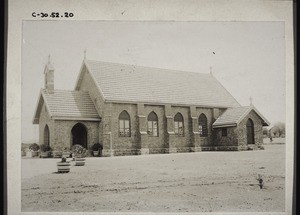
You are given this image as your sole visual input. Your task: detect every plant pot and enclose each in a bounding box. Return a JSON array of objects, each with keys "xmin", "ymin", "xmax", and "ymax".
[
  {"xmin": 75, "ymin": 157, "xmax": 86, "ymax": 166},
  {"xmin": 26, "ymin": 151, "xmax": 38, "ymax": 157},
  {"xmin": 57, "ymin": 161, "xmax": 71, "ymax": 173},
  {"xmin": 52, "ymin": 151, "xmax": 63, "ymax": 158},
  {"xmin": 93, "ymin": 151, "xmax": 99, "ymax": 157},
  {"xmin": 40, "ymin": 151, "xmax": 50, "ymax": 158}
]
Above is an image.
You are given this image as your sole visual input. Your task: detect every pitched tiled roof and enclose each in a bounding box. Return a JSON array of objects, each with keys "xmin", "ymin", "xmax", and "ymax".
[
  {"xmin": 212, "ymin": 106, "xmax": 270, "ymax": 128},
  {"xmin": 33, "ymin": 89, "xmax": 100, "ymax": 124},
  {"xmin": 80, "ymin": 60, "xmax": 240, "ymax": 108}
]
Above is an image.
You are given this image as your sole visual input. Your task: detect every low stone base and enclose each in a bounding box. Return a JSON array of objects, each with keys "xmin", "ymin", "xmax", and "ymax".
[
  {"xmin": 140, "ymin": 148, "xmax": 150, "ymax": 155},
  {"xmin": 200, "ymin": 146, "xmax": 239, "ymax": 151},
  {"xmin": 165, "ymin": 148, "xmax": 177, "ymax": 153},
  {"xmin": 238, "ymin": 144, "xmax": 262, "ymax": 151},
  {"xmin": 193, "ymin": 147, "xmax": 202, "ymax": 152},
  {"xmin": 102, "ymin": 149, "xmax": 114, "ymax": 157}
]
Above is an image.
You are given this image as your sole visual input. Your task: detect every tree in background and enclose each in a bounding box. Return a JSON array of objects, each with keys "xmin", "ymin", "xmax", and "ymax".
[{"xmin": 270, "ymin": 122, "xmax": 285, "ymax": 138}]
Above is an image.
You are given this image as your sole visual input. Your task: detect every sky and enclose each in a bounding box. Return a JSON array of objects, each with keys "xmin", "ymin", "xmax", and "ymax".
[{"xmin": 21, "ymin": 21, "xmax": 285, "ymax": 142}]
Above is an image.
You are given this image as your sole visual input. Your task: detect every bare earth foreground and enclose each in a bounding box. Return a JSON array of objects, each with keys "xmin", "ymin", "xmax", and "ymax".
[{"xmin": 22, "ymin": 144, "xmax": 285, "ymax": 212}]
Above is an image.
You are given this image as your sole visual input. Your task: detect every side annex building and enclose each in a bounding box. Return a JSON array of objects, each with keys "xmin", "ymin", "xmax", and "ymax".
[{"xmin": 33, "ymin": 59, "xmax": 270, "ymax": 156}]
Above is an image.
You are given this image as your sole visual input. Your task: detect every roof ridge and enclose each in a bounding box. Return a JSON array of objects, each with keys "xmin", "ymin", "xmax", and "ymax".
[{"xmin": 86, "ymin": 59, "xmax": 212, "ymax": 76}]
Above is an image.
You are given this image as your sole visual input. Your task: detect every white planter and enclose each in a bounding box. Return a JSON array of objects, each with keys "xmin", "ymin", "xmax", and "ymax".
[
  {"xmin": 57, "ymin": 162, "xmax": 71, "ymax": 173},
  {"xmin": 26, "ymin": 151, "xmax": 38, "ymax": 157},
  {"xmin": 75, "ymin": 157, "xmax": 86, "ymax": 166}
]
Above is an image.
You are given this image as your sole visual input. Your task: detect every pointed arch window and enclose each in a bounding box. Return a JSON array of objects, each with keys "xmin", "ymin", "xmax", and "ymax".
[
  {"xmin": 147, "ymin": 111, "xmax": 158, "ymax": 137},
  {"xmin": 199, "ymin": 113, "xmax": 208, "ymax": 137},
  {"xmin": 174, "ymin": 113, "xmax": 184, "ymax": 136},
  {"xmin": 246, "ymin": 118, "xmax": 254, "ymax": 144},
  {"xmin": 44, "ymin": 124, "xmax": 50, "ymax": 146},
  {"xmin": 119, "ymin": 110, "xmax": 131, "ymax": 137}
]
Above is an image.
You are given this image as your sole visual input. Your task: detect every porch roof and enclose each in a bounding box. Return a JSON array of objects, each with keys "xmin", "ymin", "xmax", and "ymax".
[
  {"xmin": 33, "ymin": 89, "xmax": 100, "ymax": 124},
  {"xmin": 212, "ymin": 105, "xmax": 270, "ymax": 128}
]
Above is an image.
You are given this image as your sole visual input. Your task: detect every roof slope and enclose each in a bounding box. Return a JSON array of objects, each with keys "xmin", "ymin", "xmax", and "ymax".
[
  {"xmin": 33, "ymin": 89, "xmax": 100, "ymax": 124},
  {"xmin": 81, "ymin": 60, "xmax": 240, "ymax": 108},
  {"xmin": 212, "ymin": 106, "xmax": 270, "ymax": 128}
]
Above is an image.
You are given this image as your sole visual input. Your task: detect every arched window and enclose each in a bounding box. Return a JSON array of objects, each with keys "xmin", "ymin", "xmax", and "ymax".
[
  {"xmin": 199, "ymin": 113, "xmax": 208, "ymax": 137},
  {"xmin": 44, "ymin": 124, "xmax": 50, "ymax": 146},
  {"xmin": 174, "ymin": 113, "xmax": 184, "ymax": 136},
  {"xmin": 246, "ymin": 118, "xmax": 254, "ymax": 144},
  {"xmin": 119, "ymin": 110, "xmax": 131, "ymax": 137},
  {"xmin": 147, "ymin": 111, "xmax": 158, "ymax": 137}
]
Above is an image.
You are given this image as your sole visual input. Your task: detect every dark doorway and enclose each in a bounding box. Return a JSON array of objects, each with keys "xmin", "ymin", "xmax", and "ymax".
[
  {"xmin": 71, "ymin": 123, "xmax": 87, "ymax": 148},
  {"xmin": 246, "ymin": 119, "xmax": 254, "ymax": 144}
]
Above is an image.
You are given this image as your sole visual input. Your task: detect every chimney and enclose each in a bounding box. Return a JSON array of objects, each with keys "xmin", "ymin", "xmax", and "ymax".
[{"xmin": 44, "ymin": 55, "xmax": 54, "ymax": 94}]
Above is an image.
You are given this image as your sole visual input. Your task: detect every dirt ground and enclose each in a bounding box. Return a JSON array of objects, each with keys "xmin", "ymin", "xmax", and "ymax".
[{"xmin": 21, "ymin": 144, "xmax": 285, "ymax": 212}]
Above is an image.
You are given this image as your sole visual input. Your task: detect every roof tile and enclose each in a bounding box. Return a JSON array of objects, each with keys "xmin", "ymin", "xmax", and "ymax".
[
  {"xmin": 42, "ymin": 89, "xmax": 100, "ymax": 119},
  {"xmin": 85, "ymin": 60, "xmax": 240, "ymax": 108}
]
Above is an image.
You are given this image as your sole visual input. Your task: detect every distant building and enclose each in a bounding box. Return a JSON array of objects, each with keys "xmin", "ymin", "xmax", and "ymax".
[{"xmin": 33, "ymin": 59, "xmax": 270, "ymax": 156}]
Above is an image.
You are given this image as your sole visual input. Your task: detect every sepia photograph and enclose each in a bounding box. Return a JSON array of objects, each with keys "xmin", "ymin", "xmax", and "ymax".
[{"xmin": 20, "ymin": 20, "xmax": 287, "ymax": 212}]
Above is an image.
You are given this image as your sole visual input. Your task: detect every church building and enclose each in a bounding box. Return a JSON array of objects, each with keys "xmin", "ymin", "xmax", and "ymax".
[{"xmin": 33, "ymin": 58, "xmax": 270, "ymax": 156}]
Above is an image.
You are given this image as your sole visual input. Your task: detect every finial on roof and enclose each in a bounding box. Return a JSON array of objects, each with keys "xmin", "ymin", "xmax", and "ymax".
[
  {"xmin": 209, "ymin": 66, "xmax": 213, "ymax": 75},
  {"xmin": 48, "ymin": 54, "xmax": 51, "ymax": 64},
  {"xmin": 84, "ymin": 49, "xmax": 87, "ymax": 60},
  {"xmin": 250, "ymin": 96, "xmax": 253, "ymax": 106}
]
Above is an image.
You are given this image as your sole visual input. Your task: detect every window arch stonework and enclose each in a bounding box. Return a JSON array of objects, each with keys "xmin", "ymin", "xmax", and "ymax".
[
  {"xmin": 174, "ymin": 112, "xmax": 184, "ymax": 136},
  {"xmin": 199, "ymin": 113, "xmax": 208, "ymax": 137},
  {"xmin": 119, "ymin": 110, "xmax": 131, "ymax": 137},
  {"xmin": 147, "ymin": 111, "xmax": 158, "ymax": 137},
  {"xmin": 44, "ymin": 124, "xmax": 50, "ymax": 146}
]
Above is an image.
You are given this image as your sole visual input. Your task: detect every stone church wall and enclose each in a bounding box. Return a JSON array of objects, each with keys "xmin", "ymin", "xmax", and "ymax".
[
  {"xmin": 211, "ymin": 110, "xmax": 264, "ymax": 151},
  {"xmin": 236, "ymin": 110, "xmax": 264, "ymax": 150},
  {"xmin": 39, "ymin": 103, "xmax": 100, "ymax": 151},
  {"xmin": 52, "ymin": 120, "xmax": 99, "ymax": 151},
  {"xmin": 141, "ymin": 104, "xmax": 166, "ymax": 154},
  {"xmin": 39, "ymin": 104, "xmax": 55, "ymax": 147}
]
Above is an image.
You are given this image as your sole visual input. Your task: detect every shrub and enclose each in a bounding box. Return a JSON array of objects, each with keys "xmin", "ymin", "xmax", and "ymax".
[
  {"xmin": 29, "ymin": 143, "xmax": 40, "ymax": 152},
  {"xmin": 71, "ymin": 144, "xmax": 86, "ymax": 155},
  {"xmin": 92, "ymin": 143, "xmax": 103, "ymax": 151},
  {"xmin": 40, "ymin": 144, "xmax": 52, "ymax": 152}
]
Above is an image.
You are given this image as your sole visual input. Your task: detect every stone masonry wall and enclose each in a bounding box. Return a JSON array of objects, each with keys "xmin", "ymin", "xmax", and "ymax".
[
  {"xmin": 167, "ymin": 106, "xmax": 191, "ymax": 153},
  {"xmin": 39, "ymin": 103, "xmax": 55, "ymax": 148},
  {"xmin": 236, "ymin": 110, "xmax": 264, "ymax": 150},
  {"xmin": 210, "ymin": 110, "xmax": 264, "ymax": 151},
  {"xmin": 193, "ymin": 107, "xmax": 213, "ymax": 150},
  {"xmin": 52, "ymin": 120, "xmax": 99, "ymax": 151},
  {"xmin": 210, "ymin": 127, "xmax": 239, "ymax": 151},
  {"xmin": 78, "ymin": 66, "xmax": 105, "ymax": 146},
  {"xmin": 102, "ymin": 103, "xmax": 139, "ymax": 156},
  {"xmin": 142, "ymin": 105, "xmax": 166, "ymax": 154}
]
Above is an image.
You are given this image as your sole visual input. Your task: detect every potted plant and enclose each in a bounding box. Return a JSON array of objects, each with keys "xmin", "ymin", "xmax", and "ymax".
[
  {"xmin": 92, "ymin": 143, "xmax": 103, "ymax": 157},
  {"xmin": 40, "ymin": 144, "xmax": 52, "ymax": 158},
  {"xmin": 57, "ymin": 157, "xmax": 71, "ymax": 173},
  {"xmin": 71, "ymin": 144, "xmax": 86, "ymax": 166},
  {"xmin": 26, "ymin": 143, "xmax": 40, "ymax": 157},
  {"xmin": 62, "ymin": 147, "xmax": 71, "ymax": 158}
]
